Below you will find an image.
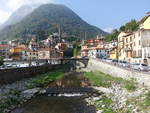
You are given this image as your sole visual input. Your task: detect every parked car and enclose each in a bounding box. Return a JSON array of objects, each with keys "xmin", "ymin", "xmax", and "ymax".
[
  {"xmin": 112, "ymin": 59, "xmax": 118, "ymax": 63},
  {"xmin": 5, "ymin": 64, "xmax": 13, "ymax": 68},
  {"xmin": 105, "ymin": 58, "xmax": 112, "ymax": 63},
  {"xmin": 131, "ymin": 63, "xmax": 149, "ymax": 71},
  {"xmin": 0, "ymin": 65, "xmax": 5, "ymax": 69},
  {"xmin": 11, "ymin": 64, "xmax": 18, "ymax": 68},
  {"xmin": 112, "ymin": 59, "xmax": 119, "ymax": 65},
  {"xmin": 18, "ymin": 63, "xmax": 30, "ymax": 68},
  {"xmin": 118, "ymin": 60, "xmax": 130, "ymax": 67}
]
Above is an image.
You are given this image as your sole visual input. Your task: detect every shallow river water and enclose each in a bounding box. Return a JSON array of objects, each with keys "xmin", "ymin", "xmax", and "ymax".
[{"xmin": 11, "ymin": 72, "xmax": 97, "ymax": 113}]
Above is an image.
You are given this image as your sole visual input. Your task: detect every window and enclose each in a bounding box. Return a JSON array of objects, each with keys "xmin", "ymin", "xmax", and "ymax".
[
  {"xmin": 126, "ymin": 38, "xmax": 128, "ymax": 43},
  {"xmin": 130, "ymin": 37, "xmax": 132, "ymax": 41},
  {"xmin": 138, "ymin": 32, "xmax": 140, "ymax": 37},
  {"xmin": 130, "ymin": 44, "xmax": 132, "ymax": 49},
  {"xmin": 134, "ymin": 42, "xmax": 136, "ymax": 46},
  {"xmin": 139, "ymin": 40, "xmax": 141, "ymax": 45}
]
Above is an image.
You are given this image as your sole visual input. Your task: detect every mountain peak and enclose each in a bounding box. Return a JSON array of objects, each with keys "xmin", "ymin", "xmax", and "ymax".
[
  {"xmin": 1, "ymin": 4, "xmax": 40, "ymax": 29},
  {"xmin": 0, "ymin": 4, "xmax": 107, "ymax": 41}
]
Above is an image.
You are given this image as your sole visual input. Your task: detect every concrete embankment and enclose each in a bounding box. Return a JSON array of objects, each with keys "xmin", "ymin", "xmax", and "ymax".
[
  {"xmin": 86, "ymin": 58, "xmax": 150, "ymax": 87},
  {"xmin": 0, "ymin": 64, "xmax": 68, "ymax": 85}
]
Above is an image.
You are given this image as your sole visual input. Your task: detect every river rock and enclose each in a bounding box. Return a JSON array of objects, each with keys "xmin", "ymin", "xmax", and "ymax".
[
  {"xmin": 39, "ymin": 89, "xmax": 46, "ymax": 94},
  {"xmin": 21, "ymin": 88, "xmax": 41, "ymax": 98},
  {"xmin": 97, "ymin": 110, "xmax": 103, "ymax": 113}
]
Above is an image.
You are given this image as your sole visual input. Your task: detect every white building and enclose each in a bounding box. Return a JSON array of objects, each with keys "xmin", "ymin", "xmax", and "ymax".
[
  {"xmin": 88, "ymin": 48, "xmax": 108, "ymax": 58},
  {"xmin": 132, "ymin": 29, "xmax": 150, "ymax": 64}
]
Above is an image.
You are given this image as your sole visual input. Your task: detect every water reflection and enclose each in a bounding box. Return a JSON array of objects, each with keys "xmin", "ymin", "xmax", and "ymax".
[{"xmin": 11, "ymin": 96, "xmax": 96, "ymax": 113}]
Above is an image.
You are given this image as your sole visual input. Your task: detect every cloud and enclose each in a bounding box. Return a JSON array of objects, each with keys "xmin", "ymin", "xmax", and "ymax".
[
  {"xmin": 103, "ymin": 27, "xmax": 114, "ymax": 33},
  {"xmin": 0, "ymin": 0, "xmax": 55, "ymax": 24}
]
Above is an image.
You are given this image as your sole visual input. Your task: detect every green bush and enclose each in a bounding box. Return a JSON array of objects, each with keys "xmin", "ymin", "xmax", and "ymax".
[
  {"xmin": 0, "ymin": 56, "xmax": 4, "ymax": 66},
  {"xmin": 28, "ymin": 71, "xmax": 64, "ymax": 88}
]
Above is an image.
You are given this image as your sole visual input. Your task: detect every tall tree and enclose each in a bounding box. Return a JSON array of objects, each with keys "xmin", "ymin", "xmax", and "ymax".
[
  {"xmin": 119, "ymin": 25, "xmax": 125, "ymax": 32},
  {"xmin": 124, "ymin": 19, "xmax": 139, "ymax": 32},
  {"xmin": 106, "ymin": 29, "xmax": 119, "ymax": 41}
]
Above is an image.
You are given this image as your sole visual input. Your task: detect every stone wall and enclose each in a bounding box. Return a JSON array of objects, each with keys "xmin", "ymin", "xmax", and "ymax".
[
  {"xmin": 87, "ymin": 58, "xmax": 150, "ymax": 87},
  {"xmin": 0, "ymin": 64, "xmax": 66, "ymax": 85}
]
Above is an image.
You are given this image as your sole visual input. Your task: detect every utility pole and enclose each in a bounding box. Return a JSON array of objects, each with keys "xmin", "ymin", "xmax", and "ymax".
[{"xmin": 58, "ymin": 24, "xmax": 61, "ymax": 43}]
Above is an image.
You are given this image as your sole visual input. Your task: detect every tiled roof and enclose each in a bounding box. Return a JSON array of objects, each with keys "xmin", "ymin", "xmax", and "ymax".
[
  {"xmin": 139, "ymin": 15, "xmax": 150, "ymax": 24},
  {"xmin": 0, "ymin": 44, "xmax": 11, "ymax": 48}
]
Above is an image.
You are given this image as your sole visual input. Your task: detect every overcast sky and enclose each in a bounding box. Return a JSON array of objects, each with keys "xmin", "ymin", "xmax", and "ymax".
[{"xmin": 0, "ymin": 0, "xmax": 150, "ymax": 32}]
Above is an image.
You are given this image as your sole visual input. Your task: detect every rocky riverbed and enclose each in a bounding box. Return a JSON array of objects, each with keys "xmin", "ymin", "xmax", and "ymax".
[
  {"xmin": 0, "ymin": 71, "xmax": 99, "ymax": 113},
  {"xmin": 76, "ymin": 69, "xmax": 150, "ymax": 113},
  {"xmin": 0, "ymin": 77, "xmax": 42, "ymax": 113},
  {"xmin": 1, "ymin": 70, "xmax": 150, "ymax": 113},
  {"xmin": 0, "ymin": 70, "xmax": 66, "ymax": 113}
]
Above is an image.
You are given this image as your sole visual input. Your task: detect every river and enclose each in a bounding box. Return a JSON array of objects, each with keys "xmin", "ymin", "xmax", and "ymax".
[{"xmin": 11, "ymin": 72, "xmax": 97, "ymax": 113}]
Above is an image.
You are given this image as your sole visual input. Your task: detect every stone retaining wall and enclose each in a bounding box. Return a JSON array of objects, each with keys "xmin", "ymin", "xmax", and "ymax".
[
  {"xmin": 0, "ymin": 64, "xmax": 66, "ymax": 85},
  {"xmin": 87, "ymin": 58, "xmax": 150, "ymax": 87}
]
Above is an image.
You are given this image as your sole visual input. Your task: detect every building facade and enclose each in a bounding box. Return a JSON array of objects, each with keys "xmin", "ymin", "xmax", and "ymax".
[
  {"xmin": 118, "ymin": 13, "xmax": 150, "ymax": 65},
  {"xmin": 0, "ymin": 44, "xmax": 11, "ymax": 59},
  {"xmin": 88, "ymin": 48, "xmax": 108, "ymax": 58}
]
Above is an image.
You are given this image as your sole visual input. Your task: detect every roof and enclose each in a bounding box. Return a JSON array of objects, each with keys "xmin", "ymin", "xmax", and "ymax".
[
  {"xmin": 123, "ymin": 33, "xmax": 133, "ymax": 37},
  {"xmin": 139, "ymin": 15, "xmax": 150, "ymax": 24},
  {"xmin": 0, "ymin": 44, "xmax": 11, "ymax": 48}
]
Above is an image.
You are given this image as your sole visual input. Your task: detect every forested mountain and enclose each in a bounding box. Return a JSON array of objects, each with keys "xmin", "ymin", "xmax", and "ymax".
[
  {"xmin": 0, "ymin": 4, "xmax": 39, "ymax": 29},
  {"xmin": 0, "ymin": 4, "xmax": 107, "ymax": 41},
  {"xmin": 0, "ymin": 4, "xmax": 107, "ymax": 40}
]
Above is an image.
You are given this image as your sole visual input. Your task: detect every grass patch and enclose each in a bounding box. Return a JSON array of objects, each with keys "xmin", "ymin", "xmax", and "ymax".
[
  {"xmin": 0, "ymin": 89, "xmax": 21, "ymax": 113},
  {"xmin": 84, "ymin": 72, "xmax": 137, "ymax": 91},
  {"xmin": 27, "ymin": 71, "xmax": 64, "ymax": 88},
  {"xmin": 144, "ymin": 91, "xmax": 150, "ymax": 106},
  {"xmin": 124, "ymin": 80, "xmax": 137, "ymax": 91},
  {"xmin": 95, "ymin": 96, "xmax": 116, "ymax": 113}
]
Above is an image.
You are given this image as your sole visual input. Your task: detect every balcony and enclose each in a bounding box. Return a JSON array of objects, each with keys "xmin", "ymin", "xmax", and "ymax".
[{"xmin": 125, "ymin": 47, "xmax": 132, "ymax": 52}]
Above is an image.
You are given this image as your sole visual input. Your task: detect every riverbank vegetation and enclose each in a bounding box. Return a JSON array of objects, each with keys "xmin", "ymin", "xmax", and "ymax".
[
  {"xmin": 95, "ymin": 96, "xmax": 116, "ymax": 113},
  {"xmin": 27, "ymin": 71, "xmax": 64, "ymax": 88},
  {"xmin": 144, "ymin": 91, "xmax": 150, "ymax": 106},
  {"xmin": 84, "ymin": 71, "xmax": 137, "ymax": 91},
  {"xmin": 84, "ymin": 71, "xmax": 150, "ymax": 113},
  {"xmin": 0, "ymin": 69, "xmax": 66, "ymax": 113}
]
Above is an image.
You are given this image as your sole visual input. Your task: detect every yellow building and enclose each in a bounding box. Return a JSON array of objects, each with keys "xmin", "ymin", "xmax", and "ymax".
[
  {"xmin": 110, "ymin": 47, "xmax": 118, "ymax": 59},
  {"xmin": 118, "ymin": 32, "xmax": 134, "ymax": 62},
  {"xmin": 117, "ymin": 13, "xmax": 150, "ymax": 64},
  {"xmin": 139, "ymin": 13, "xmax": 150, "ymax": 29},
  {"xmin": 10, "ymin": 47, "xmax": 25, "ymax": 60}
]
